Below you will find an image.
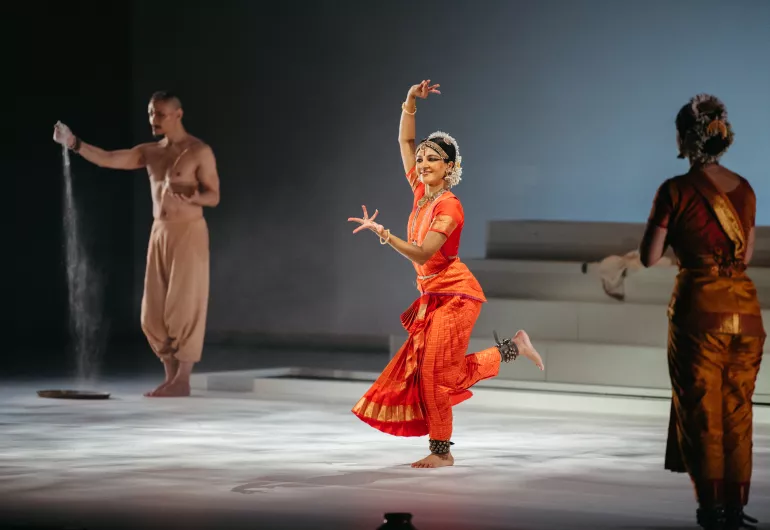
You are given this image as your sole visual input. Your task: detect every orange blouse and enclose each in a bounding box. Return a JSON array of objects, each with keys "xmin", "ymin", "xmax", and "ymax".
[{"xmin": 405, "ymin": 166, "xmax": 485, "ymax": 302}]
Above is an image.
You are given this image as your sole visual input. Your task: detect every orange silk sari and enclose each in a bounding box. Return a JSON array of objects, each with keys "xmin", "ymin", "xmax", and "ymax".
[{"xmin": 352, "ymin": 168, "xmax": 500, "ymax": 440}]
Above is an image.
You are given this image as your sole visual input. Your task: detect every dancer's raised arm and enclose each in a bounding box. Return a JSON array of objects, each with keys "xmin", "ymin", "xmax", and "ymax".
[{"xmin": 399, "ymin": 80, "xmax": 440, "ymax": 188}]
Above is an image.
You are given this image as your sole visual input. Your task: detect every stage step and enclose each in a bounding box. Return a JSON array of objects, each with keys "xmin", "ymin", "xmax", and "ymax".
[
  {"xmin": 425, "ymin": 298, "xmax": 770, "ymax": 349},
  {"xmin": 387, "ymin": 335, "xmax": 770, "ymax": 401},
  {"xmin": 485, "ymin": 220, "xmax": 770, "ymax": 266},
  {"xmin": 464, "ymin": 258, "xmax": 770, "ymax": 307},
  {"xmin": 190, "ymin": 367, "xmax": 770, "ymax": 422}
]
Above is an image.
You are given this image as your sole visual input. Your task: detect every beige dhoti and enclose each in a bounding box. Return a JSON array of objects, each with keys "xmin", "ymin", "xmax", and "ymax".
[{"xmin": 140, "ymin": 217, "xmax": 210, "ymax": 363}]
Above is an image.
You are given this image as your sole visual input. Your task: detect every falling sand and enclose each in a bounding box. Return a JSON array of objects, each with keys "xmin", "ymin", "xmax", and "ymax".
[{"xmin": 61, "ymin": 142, "xmax": 106, "ymax": 386}]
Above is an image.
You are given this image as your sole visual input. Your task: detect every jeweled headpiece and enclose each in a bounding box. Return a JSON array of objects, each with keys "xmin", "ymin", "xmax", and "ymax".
[{"xmin": 416, "ymin": 130, "xmax": 463, "ymax": 188}]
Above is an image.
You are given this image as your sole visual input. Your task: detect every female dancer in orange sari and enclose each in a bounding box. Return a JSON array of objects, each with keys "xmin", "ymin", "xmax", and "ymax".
[
  {"xmin": 641, "ymin": 94, "xmax": 765, "ymax": 530},
  {"xmin": 348, "ymin": 80, "xmax": 544, "ymax": 469}
]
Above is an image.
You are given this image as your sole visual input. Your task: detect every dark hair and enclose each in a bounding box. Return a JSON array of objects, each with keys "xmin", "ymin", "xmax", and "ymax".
[
  {"xmin": 150, "ymin": 90, "xmax": 183, "ymax": 109},
  {"xmin": 419, "ymin": 135, "xmax": 457, "ymax": 162},
  {"xmin": 675, "ymin": 94, "xmax": 733, "ymax": 162},
  {"xmin": 675, "ymin": 103, "xmax": 696, "ymax": 151},
  {"xmin": 702, "ymin": 134, "xmax": 731, "ymax": 157}
]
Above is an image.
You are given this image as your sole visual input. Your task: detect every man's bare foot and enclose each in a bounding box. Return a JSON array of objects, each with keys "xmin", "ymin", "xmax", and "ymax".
[
  {"xmin": 144, "ymin": 380, "xmax": 191, "ymax": 397},
  {"xmin": 143, "ymin": 381, "xmax": 172, "ymax": 397},
  {"xmin": 410, "ymin": 452, "xmax": 454, "ymax": 469},
  {"xmin": 513, "ymin": 330, "xmax": 545, "ymax": 370}
]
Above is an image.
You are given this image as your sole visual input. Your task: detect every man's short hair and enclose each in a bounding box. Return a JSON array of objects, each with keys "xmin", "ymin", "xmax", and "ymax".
[{"xmin": 150, "ymin": 91, "xmax": 182, "ymax": 109}]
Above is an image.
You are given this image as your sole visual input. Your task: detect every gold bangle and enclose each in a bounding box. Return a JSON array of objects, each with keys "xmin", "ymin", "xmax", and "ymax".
[
  {"xmin": 379, "ymin": 229, "xmax": 391, "ymax": 245},
  {"xmin": 401, "ymin": 102, "xmax": 416, "ymax": 115}
]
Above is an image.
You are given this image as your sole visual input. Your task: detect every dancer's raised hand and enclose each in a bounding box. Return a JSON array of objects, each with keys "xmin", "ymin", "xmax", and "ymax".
[
  {"xmin": 408, "ymin": 80, "xmax": 441, "ymax": 100},
  {"xmin": 348, "ymin": 205, "xmax": 384, "ymax": 235}
]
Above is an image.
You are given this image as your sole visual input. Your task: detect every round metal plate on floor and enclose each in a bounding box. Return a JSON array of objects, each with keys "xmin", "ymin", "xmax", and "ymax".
[{"xmin": 37, "ymin": 390, "xmax": 111, "ymax": 400}]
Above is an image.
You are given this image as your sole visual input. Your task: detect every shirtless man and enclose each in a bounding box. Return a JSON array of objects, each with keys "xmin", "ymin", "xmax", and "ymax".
[{"xmin": 53, "ymin": 91, "xmax": 220, "ymax": 397}]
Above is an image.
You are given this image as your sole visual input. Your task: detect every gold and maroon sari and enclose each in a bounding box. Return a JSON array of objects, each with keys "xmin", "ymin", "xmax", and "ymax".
[{"xmin": 647, "ymin": 168, "xmax": 765, "ymax": 507}]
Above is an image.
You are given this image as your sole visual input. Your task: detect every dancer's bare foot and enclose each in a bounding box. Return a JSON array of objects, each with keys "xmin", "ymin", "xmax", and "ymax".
[
  {"xmin": 411, "ymin": 452, "xmax": 454, "ymax": 469},
  {"xmin": 143, "ymin": 359, "xmax": 195, "ymax": 397},
  {"xmin": 143, "ymin": 358, "xmax": 180, "ymax": 396},
  {"xmin": 143, "ymin": 380, "xmax": 172, "ymax": 397},
  {"xmin": 513, "ymin": 330, "xmax": 545, "ymax": 370},
  {"xmin": 145, "ymin": 380, "xmax": 191, "ymax": 397}
]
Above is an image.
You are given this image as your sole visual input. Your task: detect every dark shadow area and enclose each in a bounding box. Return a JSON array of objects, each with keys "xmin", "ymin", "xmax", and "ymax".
[{"xmin": 14, "ymin": 1, "xmax": 135, "ymax": 378}]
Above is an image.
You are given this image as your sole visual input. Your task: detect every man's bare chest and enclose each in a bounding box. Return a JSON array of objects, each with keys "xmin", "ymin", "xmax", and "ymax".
[{"xmin": 147, "ymin": 147, "xmax": 198, "ymax": 183}]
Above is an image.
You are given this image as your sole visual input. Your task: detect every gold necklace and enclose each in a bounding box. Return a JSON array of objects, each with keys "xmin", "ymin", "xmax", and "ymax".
[
  {"xmin": 411, "ymin": 189, "xmax": 447, "ymax": 244},
  {"xmin": 417, "ymin": 188, "xmax": 447, "ymax": 207}
]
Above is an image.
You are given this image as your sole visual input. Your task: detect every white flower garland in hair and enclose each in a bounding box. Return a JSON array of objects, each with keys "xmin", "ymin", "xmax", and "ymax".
[
  {"xmin": 426, "ymin": 130, "xmax": 463, "ymax": 188},
  {"xmin": 690, "ymin": 93, "xmax": 729, "ymax": 120}
]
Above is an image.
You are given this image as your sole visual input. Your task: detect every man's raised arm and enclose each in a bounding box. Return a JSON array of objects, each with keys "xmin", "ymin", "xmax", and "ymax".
[{"xmin": 53, "ymin": 121, "xmax": 147, "ymax": 170}]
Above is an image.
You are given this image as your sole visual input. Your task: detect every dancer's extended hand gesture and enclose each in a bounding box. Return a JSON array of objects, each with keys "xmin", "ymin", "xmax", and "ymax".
[
  {"xmin": 408, "ymin": 79, "xmax": 441, "ymax": 100},
  {"xmin": 348, "ymin": 205, "xmax": 384, "ymax": 236}
]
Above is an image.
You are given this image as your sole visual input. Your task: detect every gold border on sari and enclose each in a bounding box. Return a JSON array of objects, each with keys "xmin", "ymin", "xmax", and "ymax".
[
  {"xmin": 688, "ymin": 171, "xmax": 747, "ymax": 260},
  {"xmin": 352, "ymin": 398, "xmax": 425, "ymax": 423},
  {"xmin": 430, "ymin": 214, "xmax": 459, "ymax": 237}
]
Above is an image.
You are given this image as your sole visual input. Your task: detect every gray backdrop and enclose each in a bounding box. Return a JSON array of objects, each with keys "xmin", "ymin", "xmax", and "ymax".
[{"xmin": 127, "ymin": 0, "xmax": 770, "ymax": 343}]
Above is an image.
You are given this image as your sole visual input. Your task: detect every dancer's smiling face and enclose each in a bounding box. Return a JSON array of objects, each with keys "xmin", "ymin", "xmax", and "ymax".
[{"xmin": 416, "ymin": 146, "xmax": 452, "ymax": 189}]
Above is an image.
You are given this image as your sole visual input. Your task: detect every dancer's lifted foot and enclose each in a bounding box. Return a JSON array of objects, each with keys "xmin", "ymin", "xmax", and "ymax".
[{"xmin": 513, "ymin": 330, "xmax": 545, "ymax": 370}]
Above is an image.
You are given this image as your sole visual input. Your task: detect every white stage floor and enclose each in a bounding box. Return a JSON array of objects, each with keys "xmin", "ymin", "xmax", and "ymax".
[{"xmin": 1, "ymin": 376, "xmax": 768, "ymax": 530}]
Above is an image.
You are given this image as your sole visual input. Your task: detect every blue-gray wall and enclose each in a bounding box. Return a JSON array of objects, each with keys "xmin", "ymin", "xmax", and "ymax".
[{"xmin": 129, "ymin": 0, "xmax": 770, "ymax": 341}]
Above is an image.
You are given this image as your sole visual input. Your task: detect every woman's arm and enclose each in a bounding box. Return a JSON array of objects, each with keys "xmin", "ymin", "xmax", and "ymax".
[
  {"xmin": 348, "ymin": 205, "xmax": 447, "ymax": 266},
  {"xmin": 639, "ymin": 223, "xmax": 668, "ymax": 267},
  {"xmin": 640, "ymin": 181, "xmax": 674, "ymax": 267},
  {"xmin": 744, "ymin": 187, "xmax": 757, "ymax": 265},
  {"xmin": 745, "ymin": 226, "xmax": 756, "ymax": 265},
  {"xmin": 399, "ymin": 80, "xmax": 440, "ymax": 187},
  {"xmin": 379, "ymin": 229, "xmax": 447, "ymax": 266}
]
